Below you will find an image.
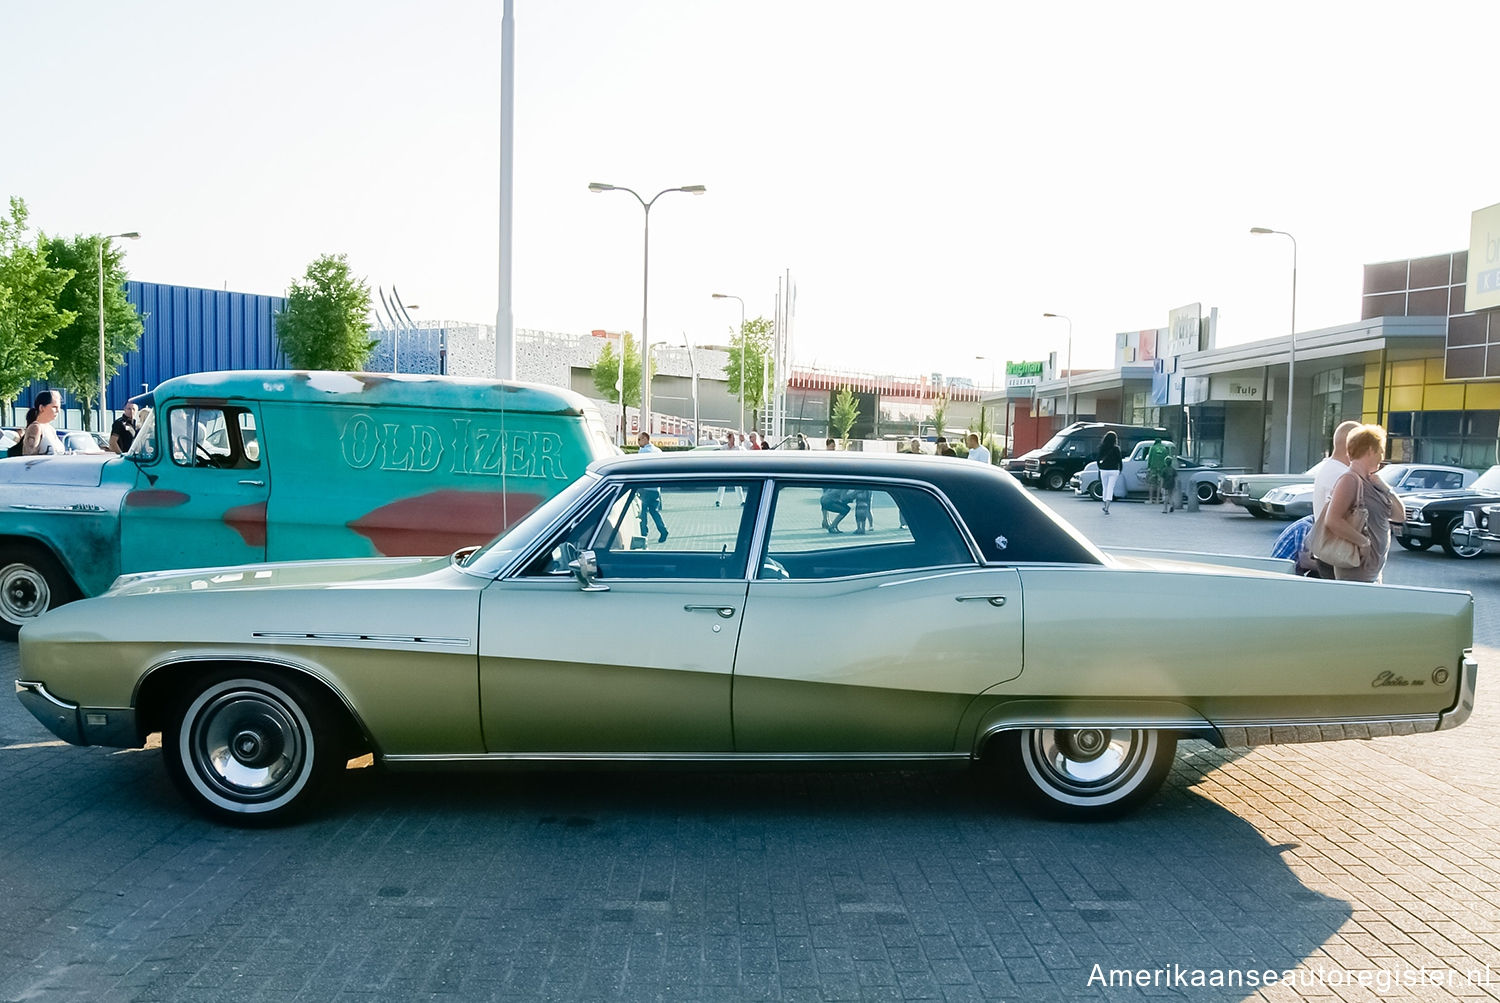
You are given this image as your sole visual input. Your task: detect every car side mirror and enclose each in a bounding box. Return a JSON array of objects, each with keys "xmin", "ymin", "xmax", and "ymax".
[{"xmin": 568, "ymin": 548, "xmax": 609, "ymax": 592}]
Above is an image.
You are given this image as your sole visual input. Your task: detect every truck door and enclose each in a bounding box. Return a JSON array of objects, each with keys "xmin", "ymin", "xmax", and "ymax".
[{"xmin": 119, "ymin": 403, "xmax": 270, "ymax": 574}]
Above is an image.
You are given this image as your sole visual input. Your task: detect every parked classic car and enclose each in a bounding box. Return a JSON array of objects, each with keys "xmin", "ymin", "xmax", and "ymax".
[
  {"xmin": 1069, "ymin": 440, "xmax": 1234, "ymax": 504},
  {"xmin": 1219, "ymin": 459, "xmax": 1336, "ymax": 517},
  {"xmin": 1395, "ymin": 464, "xmax": 1500, "ymax": 558},
  {"xmin": 16, "ymin": 452, "xmax": 1475, "ymax": 826},
  {"xmin": 1022, "ymin": 422, "xmax": 1165, "ymax": 491},
  {"xmin": 0, "ymin": 371, "xmax": 616, "ymax": 639},
  {"xmin": 1260, "ymin": 463, "xmax": 1476, "ymax": 520}
]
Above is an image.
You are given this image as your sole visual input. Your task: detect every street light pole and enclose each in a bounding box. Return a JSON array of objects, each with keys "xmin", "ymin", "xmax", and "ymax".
[
  {"xmin": 1251, "ymin": 227, "xmax": 1298, "ymax": 472},
  {"xmin": 682, "ymin": 332, "xmax": 700, "ymax": 445},
  {"xmin": 1042, "ymin": 313, "xmax": 1072, "ymax": 425},
  {"xmin": 589, "ymin": 183, "xmax": 706, "ymax": 437},
  {"xmin": 99, "ymin": 231, "xmax": 141, "ymax": 433},
  {"xmin": 712, "ymin": 292, "xmax": 745, "ymax": 431}
]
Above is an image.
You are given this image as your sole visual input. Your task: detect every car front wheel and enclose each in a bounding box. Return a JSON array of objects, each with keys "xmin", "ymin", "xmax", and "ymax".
[
  {"xmin": 0, "ymin": 545, "xmax": 77, "ymax": 641},
  {"xmin": 1396, "ymin": 535, "xmax": 1430, "ymax": 551},
  {"xmin": 1087, "ymin": 481, "xmax": 1103, "ymax": 500},
  {"xmin": 1442, "ymin": 518, "xmax": 1483, "ymax": 559},
  {"xmin": 1195, "ymin": 481, "xmax": 1217, "ymax": 504},
  {"xmin": 164, "ymin": 671, "xmax": 340, "ymax": 826},
  {"xmin": 997, "ymin": 727, "xmax": 1175, "ymax": 820}
]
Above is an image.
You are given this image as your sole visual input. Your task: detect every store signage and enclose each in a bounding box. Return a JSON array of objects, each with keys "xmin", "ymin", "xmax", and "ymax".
[
  {"xmin": 1005, "ymin": 360, "xmax": 1043, "ymax": 388},
  {"xmin": 1466, "ymin": 201, "xmax": 1500, "ymax": 312}
]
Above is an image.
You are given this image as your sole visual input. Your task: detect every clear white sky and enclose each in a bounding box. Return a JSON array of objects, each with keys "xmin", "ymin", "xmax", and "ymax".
[{"xmin": 7, "ymin": 0, "xmax": 1498, "ymax": 385}]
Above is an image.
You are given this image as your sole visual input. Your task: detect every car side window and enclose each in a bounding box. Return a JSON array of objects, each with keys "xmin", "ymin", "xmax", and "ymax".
[
  {"xmin": 527, "ymin": 480, "xmax": 763, "ymax": 580},
  {"xmin": 166, "ymin": 405, "xmax": 261, "ymax": 470},
  {"xmin": 760, "ymin": 482, "xmax": 971, "ymax": 580}
]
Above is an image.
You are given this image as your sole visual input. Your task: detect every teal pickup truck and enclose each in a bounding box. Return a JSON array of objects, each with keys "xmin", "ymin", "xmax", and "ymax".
[{"xmin": 0, "ymin": 370, "xmax": 615, "ymax": 638}]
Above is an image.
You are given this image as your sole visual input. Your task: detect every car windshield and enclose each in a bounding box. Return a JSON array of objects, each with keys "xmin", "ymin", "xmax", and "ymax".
[
  {"xmin": 1377, "ymin": 465, "xmax": 1407, "ymax": 486},
  {"xmin": 459, "ymin": 471, "xmax": 603, "ymax": 576},
  {"xmin": 1472, "ymin": 466, "xmax": 1500, "ymax": 493},
  {"xmin": 1040, "ymin": 432, "xmax": 1069, "ymax": 451}
]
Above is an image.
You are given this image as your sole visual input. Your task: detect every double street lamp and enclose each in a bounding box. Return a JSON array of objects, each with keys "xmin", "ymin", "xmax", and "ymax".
[
  {"xmin": 588, "ymin": 182, "xmax": 705, "ymax": 436},
  {"xmin": 1042, "ymin": 312, "xmax": 1072, "ymax": 425},
  {"xmin": 711, "ymin": 292, "xmax": 745, "ymax": 431},
  {"xmin": 1251, "ymin": 227, "xmax": 1298, "ymax": 473},
  {"xmin": 99, "ymin": 231, "xmax": 141, "ymax": 432}
]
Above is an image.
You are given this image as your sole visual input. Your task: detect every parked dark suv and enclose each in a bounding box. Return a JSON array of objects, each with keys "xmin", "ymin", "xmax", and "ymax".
[{"xmin": 1023, "ymin": 422, "xmax": 1167, "ymax": 491}]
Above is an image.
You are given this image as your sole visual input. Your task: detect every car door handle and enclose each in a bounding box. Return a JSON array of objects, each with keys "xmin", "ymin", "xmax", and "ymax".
[
  {"xmin": 238, "ymin": 479, "xmax": 265, "ymax": 487},
  {"xmin": 684, "ymin": 604, "xmax": 737, "ymax": 618},
  {"xmin": 955, "ymin": 595, "xmax": 1006, "ymax": 607}
]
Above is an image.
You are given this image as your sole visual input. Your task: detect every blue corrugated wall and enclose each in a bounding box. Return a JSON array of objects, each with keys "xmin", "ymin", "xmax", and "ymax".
[{"xmin": 117, "ymin": 281, "xmax": 287, "ymax": 406}]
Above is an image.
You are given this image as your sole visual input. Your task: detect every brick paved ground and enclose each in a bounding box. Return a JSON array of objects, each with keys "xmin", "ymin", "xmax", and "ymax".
[{"xmin": 1, "ymin": 488, "xmax": 1496, "ymax": 1002}]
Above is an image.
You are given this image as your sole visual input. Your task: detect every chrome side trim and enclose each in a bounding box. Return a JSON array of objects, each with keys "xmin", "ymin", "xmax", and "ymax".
[
  {"xmin": 1437, "ymin": 651, "xmax": 1478, "ymax": 731},
  {"xmin": 977, "ymin": 717, "xmax": 1211, "ymax": 751},
  {"xmin": 9, "ymin": 503, "xmax": 108, "ymax": 514},
  {"xmin": 1215, "ymin": 714, "xmax": 1441, "ymax": 747},
  {"xmin": 14, "ymin": 681, "xmax": 84, "ymax": 745},
  {"xmin": 383, "ymin": 751, "xmax": 970, "ymax": 765},
  {"xmin": 250, "ymin": 631, "xmax": 469, "ymax": 646}
]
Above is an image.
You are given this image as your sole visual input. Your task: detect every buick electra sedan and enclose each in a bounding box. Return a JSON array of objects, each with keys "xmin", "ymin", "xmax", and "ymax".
[{"xmin": 15, "ymin": 452, "xmax": 1477, "ymax": 826}]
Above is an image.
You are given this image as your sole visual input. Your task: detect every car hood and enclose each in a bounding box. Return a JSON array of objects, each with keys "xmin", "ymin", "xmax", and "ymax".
[
  {"xmin": 107, "ymin": 555, "xmax": 456, "ymax": 597},
  {"xmin": 0, "ymin": 453, "xmax": 116, "ymax": 487},
  {"xmin": 1401, "ymin": 488, "xmax": 1500, "ymax": 506},
  {"xmin": 1103, "ymin": 547, "xmax": 1296, "ymax": 576}
]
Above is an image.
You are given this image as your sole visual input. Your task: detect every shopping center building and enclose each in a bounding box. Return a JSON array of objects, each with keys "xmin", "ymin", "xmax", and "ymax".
[{"xmin": 1016, "ymin": 247, "xmax": 1500, "ymax": 472}]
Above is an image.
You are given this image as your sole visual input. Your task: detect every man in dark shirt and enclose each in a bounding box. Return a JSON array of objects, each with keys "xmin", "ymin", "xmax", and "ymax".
[{"xmin": 109, "ymin": 402, "xmax": 139, "ymax": 453}]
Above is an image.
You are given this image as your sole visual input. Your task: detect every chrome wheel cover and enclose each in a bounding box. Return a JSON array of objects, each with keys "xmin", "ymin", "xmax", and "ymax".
[
  {"xmin": 1022, "ymin": 728, "xmax": 1157, "ymax": 806},
  {"xmin": 0, "ymin": 561, "xmax": 50, "ymax": 623},
  {"xmin": 180, "ymin": 680, "xmax": 315, "ymax": 813}
]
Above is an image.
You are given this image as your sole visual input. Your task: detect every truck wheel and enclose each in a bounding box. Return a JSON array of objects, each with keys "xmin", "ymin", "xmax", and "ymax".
[
  {"xmin": 1087, "ymin": 481, "xmax": 1103, "ymax": 501},
  {"xmin": 1045, "ymin": 470, "xmax": 1067, "ymax": 491},
  {"xmin": 1442, "ymin": 518, "xmax": 1483, "ymax": 559},
  {"xmin": 1195, "ymin": 481, "xmax": 1217, "ymax": 504},
  {"xmin": 0, "ymin": 545, "xmax": 77, "ymax": 641}
]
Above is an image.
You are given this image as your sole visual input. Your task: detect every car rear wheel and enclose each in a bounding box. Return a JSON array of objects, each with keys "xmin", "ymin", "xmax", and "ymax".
[
  {"xmin": 1396, "ymin": 535, "xmax": 1430, "ymax": 551},
  {"xmin": 997, "ymin": 727, "xmax": 1175, "ymax": 820},
  {"xmin": 164, "ymin": 670, "xmax": 340, "ymax": 826},
  {"xmin": 1442, "ymin": 518, "xmax": 1483, "ymax": 559},
  {"xmin": 0, "ymin": 544, "xmax": 77, "ymax": 641},
  {"xmin": 1044, "ymin": 470, "xmax": 1067, "ymax": 491}
]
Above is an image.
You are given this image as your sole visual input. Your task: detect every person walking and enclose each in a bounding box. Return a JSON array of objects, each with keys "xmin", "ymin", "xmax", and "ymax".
[
  {"xmin": 634, "ymin": 432, "xmax": 667, "ymax": 543},
  {"xmin": 1312, "ymin": 420, "xmax": 1360, "ymax": 518},
  {"xmin": 1097, "ymin": 430, "xmax": 1123, "ymax": 515},
  {"xmin": 1145, "ymin": 435, "xmax": 1170, "ymax": 506},
  {"xmin": 1324, "ymin": 424, "xmax": 1403, "ymax": 583}
]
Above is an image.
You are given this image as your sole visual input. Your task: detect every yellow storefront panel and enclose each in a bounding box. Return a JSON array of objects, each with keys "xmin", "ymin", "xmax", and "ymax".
[
  {"xmin": 1388, "ymin": 385, "xmax": 1423, "ymax": 411},
  {"xmin": 1423, "ymin": 384, "xmax": 1466, "ymax": 410},
  {"xmin": 1389, "ymin": 360, "xmax": 1426, "ymax": 386},
  {"xmin": 1363, "ymin": 388, "xmax": 1382, "ymax": 414},
  {"xmin": 1464, "ymin": 382, "xmax": 1500, "ymax": 409},
  {"xmin": 1426, "ymin": 358, "xmax": 1447, "ymax": 383}
]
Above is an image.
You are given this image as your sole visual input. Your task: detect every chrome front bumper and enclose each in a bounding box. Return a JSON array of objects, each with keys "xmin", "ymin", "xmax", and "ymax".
[{"xmin": 15, "ymin": 680, "xmax": 138, "ymax": 747}]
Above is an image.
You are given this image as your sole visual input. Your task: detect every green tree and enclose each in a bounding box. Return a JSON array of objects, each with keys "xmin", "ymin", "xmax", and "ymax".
[
  {"xmin": 0, "ymin": 198, "xmax": 74, "ymax": 413},
  {"xmin": 590, "ymin": 331, "xmax": 653, "ymax": 409},
  {"xmin": 967, "ymin": 405, "xmax": 1001, "ymax": 462},
  {"xmin": 41, "ymin": 233, "xmax": 145, "ymax": 430},
  {"xmin": 931, "ymin": 394, "xmax": 948, "ymax": 438},
  {"xmin": 832, "ymin": 385, "xmax": 859, "ymax": 449},
  {"xmin": 275, "ymin": 254, "xmax": 376, "ymax": 370},
  {"xmin": 723, "ymin": 316, "xmax": 775, "ymax": 422}
]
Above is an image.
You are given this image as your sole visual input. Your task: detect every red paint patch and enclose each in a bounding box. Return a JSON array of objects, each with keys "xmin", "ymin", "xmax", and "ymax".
[
  {"xmin": 124, "ymin": 489, "xmax": 189, "ymax": 509},
  {"xmin": 347, "ymin": 489, "xmax": 543, "ymax": 556},
  {"xmin": 223, "ymin": 501, "xmax": 268, "ymax": 548}
]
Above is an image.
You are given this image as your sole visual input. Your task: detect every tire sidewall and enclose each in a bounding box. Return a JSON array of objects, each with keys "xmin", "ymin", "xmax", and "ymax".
[
  {"xmin": 165, "ymin": 670, "xmax": 331, "ymax": 825},
  {"xmin": 0, "ymin": 545, "xmax": 76, "ymax": 641},
  {"xmin": 1000, "ymin": 728, "xmax": 1176, "ymax": 820}
]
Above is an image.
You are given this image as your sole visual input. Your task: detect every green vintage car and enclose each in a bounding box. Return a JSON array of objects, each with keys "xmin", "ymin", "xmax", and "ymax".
[
  {"xmin": 0, "ymin": 370, "xmax": 615, "ymax": 639},
  {"xmin": 16, "ymin": 452, "xmax": 1476, "ymax": 825}
]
